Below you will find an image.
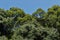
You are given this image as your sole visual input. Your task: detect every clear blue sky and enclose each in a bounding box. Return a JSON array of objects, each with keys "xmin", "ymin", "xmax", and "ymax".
[{"xmin": 0, "ymin": 0, "xmax": 60, "ymax": 14}]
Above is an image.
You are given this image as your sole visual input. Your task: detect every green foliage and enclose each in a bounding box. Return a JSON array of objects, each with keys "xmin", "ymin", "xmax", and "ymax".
[
  {"xmin": 0, "ymin": 36, "xmax": 8, "ymax": 40},
  {"xmin": 32, "ymin": 8, "xmax": 45, "ymax": 18},
  {"xmin": 0, "ymin": 5, "xmax": 60, "ymax": 40}
]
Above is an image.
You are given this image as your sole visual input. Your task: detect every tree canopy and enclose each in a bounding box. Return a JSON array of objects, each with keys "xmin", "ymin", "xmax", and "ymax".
[{"xmin": 0, "ymin": 5, "xmax": 60, "ymax": 40}]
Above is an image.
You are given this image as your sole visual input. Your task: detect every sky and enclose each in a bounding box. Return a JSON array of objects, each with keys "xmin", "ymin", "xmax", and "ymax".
[{"xmin": 0, "ymin": 0, "xmax": 60, "ymax": 14}]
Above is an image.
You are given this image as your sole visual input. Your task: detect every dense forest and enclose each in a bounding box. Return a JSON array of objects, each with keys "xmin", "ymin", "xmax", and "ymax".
[{"xmin": 0, "ymin": 5, "xmax": 60, "ymax": 40}]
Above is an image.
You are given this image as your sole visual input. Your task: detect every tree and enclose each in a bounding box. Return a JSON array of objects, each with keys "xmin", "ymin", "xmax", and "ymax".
[
  {"xmin": 32, "ymin": 8, "xmax": 45, "ymax": 18},
  {"xmin": 0, "ymin": 5, "xmax": 60, "ymax": 40}
]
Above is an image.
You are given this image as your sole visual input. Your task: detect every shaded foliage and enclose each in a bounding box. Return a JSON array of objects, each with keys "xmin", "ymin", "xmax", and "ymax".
[{"xmin": 0, "ymin": 5, "xmax": 60, "ymax": 40}]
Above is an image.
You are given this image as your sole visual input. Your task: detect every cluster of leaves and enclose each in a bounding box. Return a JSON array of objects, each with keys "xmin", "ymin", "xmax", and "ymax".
[{"xmin": 0, "ymin": 5, "xmax": 60, "ymax": 40}]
